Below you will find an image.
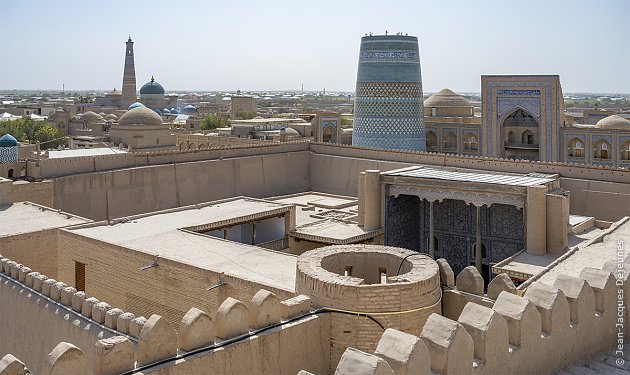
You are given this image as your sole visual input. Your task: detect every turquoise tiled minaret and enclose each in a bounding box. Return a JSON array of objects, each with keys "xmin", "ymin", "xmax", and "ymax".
[{"xmin": 352, "ymin": 35, "xmax": 426, "ymax": 151}]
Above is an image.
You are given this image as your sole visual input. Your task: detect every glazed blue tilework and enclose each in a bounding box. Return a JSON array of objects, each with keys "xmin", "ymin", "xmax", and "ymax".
[
  {"xmin": 0, "ymin": 146, "xmax": 17, "ymax": 163},
  {"xmin": 353, "ymin": 35, "xmax": 426, "ymax": 151},
  {"xmin": 484, "ymin": 78, "xmax": 558, "ymax": 160},
  {"xmin": 497, "ymin": 98, "xmax": 541, "ymax": 119},
  {"xmin": 496, "ymin": 90, "xmax": 541, "ymax": 95}
]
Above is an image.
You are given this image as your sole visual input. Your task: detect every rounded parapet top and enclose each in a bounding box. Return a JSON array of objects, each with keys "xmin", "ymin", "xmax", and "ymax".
[{"xmin": 296, "ymin": 244, "xmax": 440, "ymax": 312}]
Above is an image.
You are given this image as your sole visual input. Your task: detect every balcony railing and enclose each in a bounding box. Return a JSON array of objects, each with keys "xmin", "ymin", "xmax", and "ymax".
[{"xmin": 258, "ymin": 237, "xmax": 289, "ymax": 251}]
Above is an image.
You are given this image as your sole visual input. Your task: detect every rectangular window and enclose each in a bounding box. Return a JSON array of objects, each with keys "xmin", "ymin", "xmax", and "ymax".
[
  {"xmin": 75, "ymin": 261, "xmax": 85, "ymax": 291},
  {"xmin": 344, "ymin": 266, "xmax": 353, "ymax": 277},
  {"xmin": 379, "ymin": 267, "xmax": 387, "ymax": 284}
]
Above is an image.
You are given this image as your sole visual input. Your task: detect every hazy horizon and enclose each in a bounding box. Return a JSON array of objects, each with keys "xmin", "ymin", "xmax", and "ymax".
[{"xmin": 1, "ymin": 0, "xmax": 629, "ymax": 93}]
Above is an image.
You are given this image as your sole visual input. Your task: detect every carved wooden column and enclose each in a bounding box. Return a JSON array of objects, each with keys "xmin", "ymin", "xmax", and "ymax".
[{"xmin": 475, "ymin": 205, "xmax": 482, "ymax": 273}]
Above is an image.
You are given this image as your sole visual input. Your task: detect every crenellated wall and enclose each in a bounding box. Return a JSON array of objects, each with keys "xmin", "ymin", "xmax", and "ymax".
[
  {"xmin": 0, "ymin": 254, "xmax": 131, "ymax": 374},
  {"xmin": 0, "ymin": 282, "xmax": 328, "ymax": 375},
  {"xmin": 331, "ymin": 254, "xmax": 630, "ymax": 375},
  {"xmin": 29, "ymin": 141, "xmax": 311, "ymax": 179}
]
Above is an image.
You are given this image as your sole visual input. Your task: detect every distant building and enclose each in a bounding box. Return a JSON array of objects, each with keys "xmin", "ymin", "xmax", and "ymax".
[
  {"xmin": 352, "ymin": 34, "xmax": 426, "ymax": 151},
  {"xmin": 121, "ymin": 36, "xmax": 137, "ymax": 108},
  {"xmin": 230, "ymin": 95, "xmax": 256, "ymax": 118},
  {"xmin": 139, "ymin": 76, "xmax": 167, "ymax": 110},
  {"xmin": 108, "ymin": 105, "xmax": 176, "ymax": 150},
  {"xmin": 424, "ymin": 89, "xmax": 481, "ymax": 155}
]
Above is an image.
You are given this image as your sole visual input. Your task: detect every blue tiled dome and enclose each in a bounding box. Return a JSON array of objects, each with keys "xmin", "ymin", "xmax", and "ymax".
[
  {"xmin": 162, "ymin": 108, "xmax": 171, "ymax": 114},
  {"xmin": 0, "ymin": 134, "xmax": 18, "ymax": 147},
  {"xmin": 140, "ymin": 76, "xmax": 165, "ymax": 95},
  {"xmin": 170, "ymin": 108, "xmax": 177, "ymax": 114},
  {"xmin": 181, "ymin": 105, "xmax": 197, "ymax": 113},
  {"xmin": 129, "ymin": 102, "xmax": 145, "ymax": 110}
]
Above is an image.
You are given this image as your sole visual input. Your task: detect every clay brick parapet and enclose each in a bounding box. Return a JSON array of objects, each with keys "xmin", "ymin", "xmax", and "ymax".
[
  {"xmin": 0, "ymin": 253, "xmax": 137, "ymax": 347},
  {"xmin": 249, "ymin": 289, "xmax": 281, "ymax": 330},
  {"xmin": 336, "ymin": 259, "xmax": 623, "ymax": 375},
  {"xmin": 178, "ymin": 307, "xmax": 215, "ymax": 352},
  {"xmin": 442, "ymin": 264, "xmax": 515, "ymax": 320},
  {"xmin": 215, "ymin": 297, "xmax": 250, "ymax": 340},
  {"xmin": 309, "ymin": 142, "xmax": 630, "ymax": 179},
  {"xmin": 280, "ymin": 294, "xmax": 313, "ymax": 320},
  {"xmin": 0, "ymin": 354, "xmax": 30, "ymax": 375}
]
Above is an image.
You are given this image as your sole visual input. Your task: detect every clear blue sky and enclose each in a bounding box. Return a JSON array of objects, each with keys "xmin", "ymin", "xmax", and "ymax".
[{"xmin": 1, "ymin": 0, "xmax": 628, "ymax": 93}]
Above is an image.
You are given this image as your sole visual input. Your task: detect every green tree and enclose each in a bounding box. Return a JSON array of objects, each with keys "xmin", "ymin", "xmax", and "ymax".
[
  {"xmin": 340, "ymin": 116, "xmax": 353, "ymax": 127},
  {"xmin": 0, "ymin": 118, "xmax": 66, "ymax": 149},
  {"xmin": 34, "ymin": 124, "xmax": 65, "ymax": 150},
  {"xmin": 0, "ymin": 120, "xmax": 25, "ymax": 140},
  {"xmin": 21, "ymin": 117, "xmax": 40, "ymax": 143},
  {"xmin": 234, "ymin": 111, "xmax": 256, "ymax": 120},
  {"xmin": 200, "ymin": 115, "xmax": 227, "ymax": 130}
]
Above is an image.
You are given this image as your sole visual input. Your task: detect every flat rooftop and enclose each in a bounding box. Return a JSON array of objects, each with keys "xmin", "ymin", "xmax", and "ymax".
[
  {"xmin": 269, "ymin": 193, "xmax": 380, "ymax": 243},
  {"xmin": 46, "ymin": 148, "xmax": 128, "ymax": 158},
  {"xmin": 66, "ymin": 198, "xmax": 297, "ymax": 292},
  {"xmin": 272, "ymin": 193, "xmax": 356, "ymax": 209},
  {"xmin": 0, "ymin": 202, "xmax": 90, "ymax": 237},
  {"xmin": 536, "ymin": 218, "xmax": 630, "ymax": 286},
  {"xmin": 292, "ymin": 219, "xmax": 378, "ymax": 244},
  {"xmin": 385, "ymin": 166, "xmax": 557, "ymax": 187},
  {"xmin": 493, "ymin": 251, "xmax": 560, "ymax": 282}
]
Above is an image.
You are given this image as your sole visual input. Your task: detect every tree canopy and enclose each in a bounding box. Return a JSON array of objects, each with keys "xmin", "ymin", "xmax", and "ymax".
[
  {"xmin": 200, "ymin": 115, "xmax": 227, "ymax": 130},
  {"xmin": 234, "ymin": 111, "xmax": 256, "ymax": 120},
  {"xmin": 0, "ymin": 117, "xmax": 66, "ymax": 149}
]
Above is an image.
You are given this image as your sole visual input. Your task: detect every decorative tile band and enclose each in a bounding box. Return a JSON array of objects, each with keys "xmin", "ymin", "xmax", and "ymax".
[
  {"xmin": 359, "ymin": 51, "xmax": 419, "ymax": 63},
  {"xmin": 496, "ymin": 89, "xmax": 541, "ymax": 95}
]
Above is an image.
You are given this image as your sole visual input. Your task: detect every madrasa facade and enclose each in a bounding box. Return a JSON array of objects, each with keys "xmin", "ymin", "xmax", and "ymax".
[
  {"xmin": 347, "ymin": 35, "xmax": 629, "ymax": 168},
  {"xmin": 421, "ymin": 76, "xmax": 630, "ymax": 168}
]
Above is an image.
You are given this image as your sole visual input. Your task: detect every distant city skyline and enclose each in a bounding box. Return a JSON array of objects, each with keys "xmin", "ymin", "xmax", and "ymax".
[{"xmin": 1, "ymin": 0, "xmax": 629, "ymax": 93}]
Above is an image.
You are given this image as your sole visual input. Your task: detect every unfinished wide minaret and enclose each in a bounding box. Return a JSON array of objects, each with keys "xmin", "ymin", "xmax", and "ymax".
[
  {"xmin": 121, "ymin": 36, "xmax": 137, "ymax": 108},
  {"xmin": 352, "ymin": 34, "xmax": 426, "ymax": 151}
]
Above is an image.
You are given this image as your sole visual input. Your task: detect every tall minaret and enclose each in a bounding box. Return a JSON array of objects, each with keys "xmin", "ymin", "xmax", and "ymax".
[{"xmin": 121, "ymin": 36, "xmax": 137, "ymax": 108}]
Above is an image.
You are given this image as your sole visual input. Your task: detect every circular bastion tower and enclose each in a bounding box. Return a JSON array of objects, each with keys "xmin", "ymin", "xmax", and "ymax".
[
  {"xmin": 296, "ymin": 244, "xmax": 440, "ymax": 365},
  {"xmin": 352, "ymin": 34, "xmax": 426, "ymax": 151}
]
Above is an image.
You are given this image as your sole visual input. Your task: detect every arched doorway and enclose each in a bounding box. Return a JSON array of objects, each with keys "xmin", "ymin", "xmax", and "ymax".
[
  {"xmin": 443, "ymin": 131, "xmax": 457, "ymax": 152},
  {"xmin": 322, "ymin": 126, "xmax": 335, "ymax": 143},
  {"xmin": 621, "ymin": 140, "xmax": 630, "ymax": 161},
  {"xmin": 426, "ymin": 131, "xmax": 437, "ymax": 151},
  {"xmin": 567, "ymin": 137, "xmax": 585, "ymax": 158},
  {"xmin": 594, "ymin": 140, "xmax": 611, "ymax": 160},
  {"xmin": 463, "ymin": 133, "xmax": 478, "ymax": 152},
  {"xmin": 7, "ymin": 169, "xmax": 14, "ymax": 179},
  {"xmin": 521, "ymin": 130, "xmax": 535, "ymax": 145},
  {"xmin": 501, "ymin": 108, "xmax": 539, "ymax": 160}
]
